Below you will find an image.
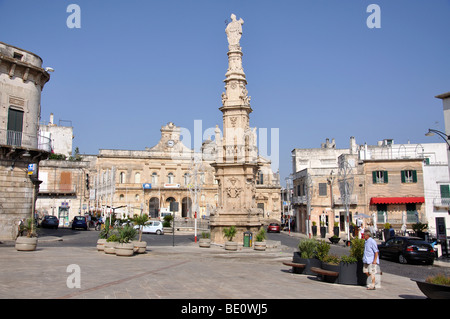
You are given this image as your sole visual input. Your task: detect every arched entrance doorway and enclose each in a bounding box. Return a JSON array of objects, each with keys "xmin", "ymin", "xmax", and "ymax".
[
  {"xmin": 182, "ymin": 197, "xmax": 192, "ymax": 218},
  {"xmin": 149, "ymin": 197, "xmax": 159, "ymax": 218},
  {"xmin": 165, "ymin": 197, "xmax": 176, "ymax": 209}
]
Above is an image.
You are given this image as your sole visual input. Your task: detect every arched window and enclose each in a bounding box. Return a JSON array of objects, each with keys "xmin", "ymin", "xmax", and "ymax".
[
  {"xmin": 135, "ymin": 172, "xmax": 141, "ymax": 184},
  {"xmin": 152, "ymin": 172, "xmax": 158, "ymax": 185},
  {"xmin": 167, "ymin": 172, "xmax": 174, "ymax": 184},
  {"xmin": 183, "ymin": 173, "xmax": 189, "ymax": 186},
  {"xmin": 120, "ymin": 172, "xmax": 126, "ymax": 184}
]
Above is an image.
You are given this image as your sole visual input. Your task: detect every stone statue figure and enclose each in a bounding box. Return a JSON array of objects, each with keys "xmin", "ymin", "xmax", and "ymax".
[{"xmin": 225, "ymin": 14, "xmax": 244, "ymax": 48}]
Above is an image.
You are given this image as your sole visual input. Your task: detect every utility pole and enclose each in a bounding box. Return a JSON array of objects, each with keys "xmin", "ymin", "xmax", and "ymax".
[{"xmin": 188, "ymin": 154, "xmax": 204, "ymax": 243}]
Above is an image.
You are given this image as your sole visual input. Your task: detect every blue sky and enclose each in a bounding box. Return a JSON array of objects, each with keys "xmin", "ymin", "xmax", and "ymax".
[{"xmin": 1, "ymin": 0, "xmax": 450, "ymax": 182}]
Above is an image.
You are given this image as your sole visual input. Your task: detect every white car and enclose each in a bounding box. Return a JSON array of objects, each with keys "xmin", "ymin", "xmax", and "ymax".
[{"xmin": 134, "ymin": 220, "xmax": 164, "ymax": 235}]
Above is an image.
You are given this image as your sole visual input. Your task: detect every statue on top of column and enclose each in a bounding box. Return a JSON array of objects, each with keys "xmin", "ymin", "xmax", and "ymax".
[{"xmin": 225, "ymin": 14, "xmax": 244, "ymax": 49}]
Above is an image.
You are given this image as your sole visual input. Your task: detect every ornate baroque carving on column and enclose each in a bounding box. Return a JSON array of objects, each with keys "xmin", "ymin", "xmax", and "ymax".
[{"xmin": 209, "ymin": 14, "xmax": 262, "ymax": 245}]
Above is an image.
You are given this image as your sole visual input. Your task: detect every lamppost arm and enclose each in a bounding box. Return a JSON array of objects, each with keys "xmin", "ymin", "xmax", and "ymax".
[{"xmin": 425, "ymin": 129, "xmax": 450, "ymax": 149}]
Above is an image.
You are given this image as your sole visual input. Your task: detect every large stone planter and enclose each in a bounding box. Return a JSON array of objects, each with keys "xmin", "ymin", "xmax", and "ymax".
[
  {"xmin": 254, "ymin": 241, "xmax": 266, "ymax": 251},
  {"xmin": 104, "ymin": 242, "xmax": 117, "ymax": 254},
  {"xmin": 321, "ymin": 262, "xmax": 340, "ymax": 283},
  {"xmin": 15, "ymin": 237, "xmax": 38, "ymax": 251},
  {"xmin": 115, "ymin": 243, "xmax": 134, "ymax": 257},
  {"xmin": 97, "ymin": 238, "xmax": 107, "ymax": 251},
  {"xmin": 412, "ymin": 279, "xmax": 450, "ymax": 299},
  {"xmin": 225, "ymin": 241, "xmax": 238, "ymax": 251},
  {"xmin": 199, "ymin": 238, "xmax": 211, "ymax": 248},
  {"xmin": 133, "ymin": 240, "xmax": 147, "ymax": 254},
  {"xmin": 338, "ymin": 261, "xmax": 366, "ymax": 286},
  {"xmin": 292, "ymin": 252, "xmax": 322, "ymax": 275}
]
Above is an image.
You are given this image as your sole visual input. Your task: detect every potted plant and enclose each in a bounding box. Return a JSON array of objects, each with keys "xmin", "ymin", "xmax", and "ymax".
[
  {"xmin": 97, "ymin": 219, "xmax": 111, "ymax": 251},
  {"xmin": 254, "ymin": 227, "xmax": 267, "ymax": 251},
  {"xmin": 383, "ymin": 223, "xmax": 391, "ymax": 241},
  {"xmin": 338, "ymin": 238, "xmax": 366, "ymax": 285},
  {"xmin": 311, "ymin": 221, "xmax": 317, "ymax": 237},
  {"xmin": 104, "ymin": 233, "xmax": 119, "ymax": 254},
  {"xmin": 293, "ymin": 238, "xmax": 321, "ymax": 275},
  {"xmin": 412, "ymin": 274, "xmax": 450, "ymax": 299},
  {"xmin": 412, "ymin": 222, "xmax": 428, "ymax": 240},
  {"xmin": 321, "ymin": 254, "xmax": 341, "ymax": 283},
  {"xmin": 320, "ymin": 221, "xmax": 326, "ymax": 238},
  {"xmin": 315, "ymin": 240, "xmax": 330, "ymax": 262},
  {"xmin": 15, "ymin": 218, "xmax": 38, "ymax": 251},
  {"xmin": 163, "ymin": 214, "xmax": 174, "ymax": 234},
  {"xmin": 115, "ymin": 225, "xmax": 137, "ymax": 257},
  {"xmin": 333, "ymin": 222, "xmax": 340, "ymax": 237},
  {"xmin": 223, "ymin": 226, "xmax": 238, "ymax": 251},
  {"xmin": 329, "ymin": 235, "xmax": 341, "ymax": 245},
  {"xmin": 132, "ymin": 214, "xmax": 148, "ymax": 254},
  {"xmin": 199, "ymin": 231, "xmax": 211, "ymax": 248}
]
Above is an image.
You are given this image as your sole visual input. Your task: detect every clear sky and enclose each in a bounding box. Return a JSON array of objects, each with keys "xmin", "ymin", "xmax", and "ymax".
[{"xmin": 1, "ymin": 0, "xmax": 450, "ymax": 183}]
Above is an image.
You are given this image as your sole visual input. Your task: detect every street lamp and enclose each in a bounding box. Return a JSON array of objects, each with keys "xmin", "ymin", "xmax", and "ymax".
[{"xmin": 425, "ymin": 129, "xmax": 450, "ymax": 149}]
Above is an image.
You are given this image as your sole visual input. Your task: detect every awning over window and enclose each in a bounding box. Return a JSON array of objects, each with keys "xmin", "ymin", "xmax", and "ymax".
[{"xmin": 370, "ymin": 197, "xmax": 425, "ymax": 205}]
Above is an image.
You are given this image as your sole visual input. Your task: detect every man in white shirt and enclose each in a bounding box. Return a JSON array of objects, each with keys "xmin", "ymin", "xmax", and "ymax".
[{"xmin": 363, "ymin": 229, "xmax": 381, "ymax": 290}]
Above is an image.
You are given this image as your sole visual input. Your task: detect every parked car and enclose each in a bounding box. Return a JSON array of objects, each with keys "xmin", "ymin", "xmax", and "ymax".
[
  {"xmin": 378, "ymin": 236, "xmax": 435, "ymax": 265},
  {"xmin": 71, "ymin": 216, "xmax": 87, "ymax": 230},
  {"xmin": 267, "ymin": 223, "xmax": 281, "ymax": 233},
  {"xmin": 134, "ymin": 220, "xmax": 164, "ymax": 235},
  {"xmin": 41, "ymin": 215, "xmax": 59, "ymax": 229}
]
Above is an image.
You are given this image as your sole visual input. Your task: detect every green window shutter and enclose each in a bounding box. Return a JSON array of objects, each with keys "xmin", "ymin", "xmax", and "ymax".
[
  {"xmin": 440, "ymin": 185, "xmax": 450, "ymax": 198},
  {"xmin": 401, "ymin": 170, "xmax": 405, "ymax": 183},
  {"xmin": 372, "ymin": 171, "xmax": 377, "ymax": 184},
  {"xmin": 384, "ymin": 171, "xmax": 388, "ymax": 183},
  {"xmin": 412, "ymin": 170, "xmax": 417, "ymax": 183}
]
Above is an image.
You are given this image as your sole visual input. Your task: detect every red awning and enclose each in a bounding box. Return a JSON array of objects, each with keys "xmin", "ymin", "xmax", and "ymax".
[{"xmin": 370, "ymin": 197, "xmax": 425, "ymax": 205}]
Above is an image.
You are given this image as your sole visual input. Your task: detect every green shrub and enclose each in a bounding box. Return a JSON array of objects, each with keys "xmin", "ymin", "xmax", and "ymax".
[
  {"xmin": 117, "ymin": 225, "xmax": 137, "ymax": 244},
  {"xmin": 298, "ymin": 239, "xmax": 317, "ymax": 259},
  {"xmin": 316, "ymin": 240, "xmax": 331, "ymax": 261},
  {"xmin": 350, "ymin": 238, "xmax": 365, "ymax": 261},
  {"xmin": 106, "ymin": 234, "xmax": 119, "ymax": 242},
  {"xmin": 340, "ymin": 255, "xmax": 358, "ymax": 264},
  {"xmin": 223, "ymin": 226, "xmax": 237, "ymax": 242},
  {"xmin": 322, "ymin": 254, "xmax": 340, "ymax": 265},
  {"xmin": 426, "ymin": 274, "xmax": 450, "ymax": 286},
  {"xmin": 412, "ymin": 222, "xmax": 428, "ymax": 232},
  {"xmin": 255, "ymin": 228, "xmax": 267, "ymax": 242},
  {"xmin": 201, "ymin": 231, "xmax": 210, "ymax": 239}
]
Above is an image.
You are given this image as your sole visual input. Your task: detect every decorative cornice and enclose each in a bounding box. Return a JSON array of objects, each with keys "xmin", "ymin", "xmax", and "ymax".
[{"xmin": 0, "ymin": 54, "xmax": 50, "ymax": 89}]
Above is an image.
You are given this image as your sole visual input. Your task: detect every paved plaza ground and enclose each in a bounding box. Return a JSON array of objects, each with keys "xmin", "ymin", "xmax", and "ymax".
[{"xmin": 0, "ymin": 238, "xmax": 436, "ymax": 301}]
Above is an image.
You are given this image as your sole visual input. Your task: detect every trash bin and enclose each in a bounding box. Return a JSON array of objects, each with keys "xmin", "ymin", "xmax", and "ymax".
[{"xmin": 243, "ymin": 231, "xmax": 253, "ymax": 247}]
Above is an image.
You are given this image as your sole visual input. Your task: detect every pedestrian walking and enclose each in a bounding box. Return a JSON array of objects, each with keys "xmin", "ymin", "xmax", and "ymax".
[{"xmin": 363, "ymin": 229, "xmax": 381, "ymax": 290}]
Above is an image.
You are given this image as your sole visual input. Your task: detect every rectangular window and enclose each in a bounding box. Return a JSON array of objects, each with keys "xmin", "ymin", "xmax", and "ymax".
[
  {"xmin": 256, "ymin": 171, "xmax": 263, "ymax": 185},
  {"xmin": 406, "ymin": 203, "xmax": 417, "ymax": 223},
  {"xmin": 7, "ymin": 107, "xmax": 24, "ymax": 146},
  {"xmin": 440, "ymin": 184, "xmax": 450, "ymax": 199},
  {"xmin": 372, "ymin": 170, "xmax": 388, "ymax": 184},
  {"xmin": 318, "ymin": 183, "xmax": 327, "ymax": 196},
  {"xmin": 401, "ymin": 170, "xmax": 417, "ymax": 183},
  {"xmin": 376, "ymin": 204, "xmax": 387, "ymax": 223}
]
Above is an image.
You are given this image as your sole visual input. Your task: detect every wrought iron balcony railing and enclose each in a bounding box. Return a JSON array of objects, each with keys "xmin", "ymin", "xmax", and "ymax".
[{"xmin": 0, "ymin": 129, "xmax": 52, "ymax": 153}]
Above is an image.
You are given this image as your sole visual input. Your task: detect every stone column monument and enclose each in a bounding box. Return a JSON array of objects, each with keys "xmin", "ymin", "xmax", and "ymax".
[{"xmin": 209, "ymin": 14, "xmax": 263, "ymax": 245}]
